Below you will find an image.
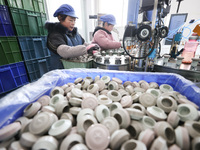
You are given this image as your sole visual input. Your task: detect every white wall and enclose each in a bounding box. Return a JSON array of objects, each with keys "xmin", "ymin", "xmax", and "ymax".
[{"xmin": 170, "ymin": 0, "xmax": 200, "ymax": 20}]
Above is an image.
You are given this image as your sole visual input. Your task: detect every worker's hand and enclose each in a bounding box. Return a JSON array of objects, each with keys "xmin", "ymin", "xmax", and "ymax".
[{"xmin": 86, "ymin": 44, "xmax": 100, "ymax": 54}]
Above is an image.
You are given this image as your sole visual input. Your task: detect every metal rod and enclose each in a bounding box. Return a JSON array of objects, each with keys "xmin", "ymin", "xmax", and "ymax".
[
  {"xmin": 176, "ymin": 1, "xmax": 181, "ymax": 13},
  {"xmin": 151, "ymin": 0, "xmax": 158, "ymax": 30}
]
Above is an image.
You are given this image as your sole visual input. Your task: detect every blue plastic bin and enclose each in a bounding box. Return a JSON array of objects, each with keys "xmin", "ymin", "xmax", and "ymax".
[
  {"xmin": 0, "ymin": 69, "xmax": 200, "ymax": 128},
  {"xmin": 0, "ymin": 67, "xmax": 17, "ymax": 94},
  {"xmin": 0, "ymin": 5, "xmax": 15, "ymax": 36},
  {"xmin": 18, "ymin": 36, "xmax": 50, "ymax": 60},
  {"xmin": 25, "ymin": 56, "xmax": 51, "ymax": 82},
  {"xmin": 0, "ymin": 61, "xmax": 29, "ymax": 94}
]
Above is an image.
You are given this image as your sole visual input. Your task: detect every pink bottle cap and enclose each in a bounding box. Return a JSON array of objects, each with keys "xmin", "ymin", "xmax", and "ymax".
[
  {"xmin": 85, "ymin": 124, "xmax": 110, "ymax": 150},
  {"xmin": 81, "ymin": 97, "xmax": 98, "ymax": 109}
]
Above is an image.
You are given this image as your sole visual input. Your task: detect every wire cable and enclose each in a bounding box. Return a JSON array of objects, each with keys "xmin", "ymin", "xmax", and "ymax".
[{"xmin": 122, "ymin": 35, "xmax": 156, "ymax": 59}]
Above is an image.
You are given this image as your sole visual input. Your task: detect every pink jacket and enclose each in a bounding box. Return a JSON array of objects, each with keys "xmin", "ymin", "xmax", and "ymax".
[{"xmin": 92, "ymin": 28, "xmax": 121, "ymax": 50}]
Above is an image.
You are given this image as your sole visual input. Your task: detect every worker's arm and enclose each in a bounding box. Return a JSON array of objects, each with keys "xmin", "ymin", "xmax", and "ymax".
[
  {"xmin": 47, "ymin": 32, "xmax": 87, "ymax": 59},
  {"xmin": 57, "ymin": 45, "xmax": 87, "ymax": 59}
]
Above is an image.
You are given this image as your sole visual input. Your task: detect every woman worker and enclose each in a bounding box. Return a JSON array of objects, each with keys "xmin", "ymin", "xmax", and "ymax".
[
  {"xmin": 45, "ymin": 4, "xmax": 99, "ymax": 70},
  {"xmin": 92, "ymin": 14, "xmax": 121, "ymax": 50}
]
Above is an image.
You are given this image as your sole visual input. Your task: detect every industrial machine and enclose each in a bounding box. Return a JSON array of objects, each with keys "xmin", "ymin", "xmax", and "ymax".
[
  {"xmin": 93, "ymin": 0, "xmax": 170, "ymax": 71},
  {"xmin": 154, "ymin": 32, "xmax": 200, "ymax": 82},
  {"xmin": 121, "ymin": 0, "xmax": 200, "ymax": 82},
  {"xmin": 153, "ymin": 18, "xmax": 200, "ymax": 82},
  {"xmin": 92, "ymin": 0, "xmax": 200, "ymax": 82},
  {"xmin": 122, "ymin": 0, "xmax": 170, "ymax": 71},
  {"xmin": 93, "ymin": 49, "xmax": 131, "ymax": 71}
]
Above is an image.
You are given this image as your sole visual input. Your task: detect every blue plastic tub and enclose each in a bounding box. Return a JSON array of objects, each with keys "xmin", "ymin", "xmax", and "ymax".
[
  {"xmin": 0, "ymin": 5, "xmax": 15, "ymax": 36},
  {"xmin": 0, "ymin": 61, "xmax": 29, "ymax": 94},
  {"xmin": 0, "ymin": 69, "xmax": 200, "ymax": 128}
]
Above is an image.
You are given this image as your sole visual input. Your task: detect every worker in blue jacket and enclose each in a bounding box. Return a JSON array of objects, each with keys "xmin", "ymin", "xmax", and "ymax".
[{"xmin": 45, "ymin": 4, "xmax": 99, "ymax": 70}]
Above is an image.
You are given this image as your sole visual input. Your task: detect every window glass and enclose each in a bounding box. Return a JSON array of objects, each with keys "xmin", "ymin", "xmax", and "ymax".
[{"xmin": 99, "ymin": 0, "xmax": 128, "ymax": 27}]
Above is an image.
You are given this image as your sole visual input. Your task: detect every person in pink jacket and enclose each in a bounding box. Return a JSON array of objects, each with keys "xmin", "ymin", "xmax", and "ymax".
[{"xmin": 92, "ymin": 14, "xmax": 121, "ymax": 50}]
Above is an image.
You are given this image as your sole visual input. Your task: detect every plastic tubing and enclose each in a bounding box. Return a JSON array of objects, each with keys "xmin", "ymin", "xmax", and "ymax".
[
  {"xmin": 180, "ymin": 18, "xmax": 200, "ymax": 39},
  {"xmin": 181, "ymin": 26, "xmax": 192, "ymax": 39}
]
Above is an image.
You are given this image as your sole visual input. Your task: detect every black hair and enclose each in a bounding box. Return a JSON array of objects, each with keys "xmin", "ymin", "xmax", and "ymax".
[
  {"xmin": 59, "ymin": 14, "xmax": 68, "ymax": 21},
  {"xmin": 102, "ymin": 22, "xmax": 112, "ymax": 27}
]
